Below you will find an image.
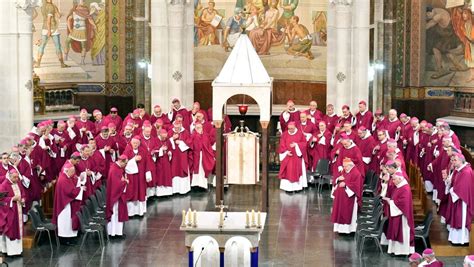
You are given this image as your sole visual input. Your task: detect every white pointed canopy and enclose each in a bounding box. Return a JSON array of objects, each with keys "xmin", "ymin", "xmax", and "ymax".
[
  {"xmin": 212, "ymin": 34, "xmax": 273, "ymax": 122},
  {"xmin": 214, "ymin": 34, "xmax": 271, "ymax": 85}
]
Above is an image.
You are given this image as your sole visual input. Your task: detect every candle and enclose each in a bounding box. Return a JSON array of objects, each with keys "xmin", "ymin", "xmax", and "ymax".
[
  {"xmin": 193, "ymin": 210, "xmax": 197, "ymax": 226},
  {"xmin": 257, "ymin": 211, "xmax": 261, "ymax": 227},
  {"xmin": 181, "ymin": 210, "xmax": 186, "ymax": 227},
  {"xmin": 219, "ymin": 209, "xmax": 224, "ymax": 227},
  {"xmin": 251, "ymin": 209, "xmax": 255, "ymax": 226},
  {"xmin": 245, "ymin": 210, "xmax": 250, "ymax": 227},
  {"xmin": 188, "ymin": 208, "xmax": 192, "ymax": 226}
]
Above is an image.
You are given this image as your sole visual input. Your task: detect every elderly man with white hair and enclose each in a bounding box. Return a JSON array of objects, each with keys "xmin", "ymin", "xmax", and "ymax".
[
  {"xmin": 52, "ymin": 162, "xmax": 86, "ymax": 243},
  {"xmin": 381, "ymin": 172, "xmax": 415, "ymax": 255},
  {"xmin": 445, "ymin": 153, "xmax": 474, "ymax": 245}
]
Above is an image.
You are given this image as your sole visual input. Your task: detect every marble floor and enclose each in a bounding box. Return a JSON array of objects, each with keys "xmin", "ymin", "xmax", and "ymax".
[{"xmin": 6, "ymin": 175, "xmax": 465, "ymax": 267}]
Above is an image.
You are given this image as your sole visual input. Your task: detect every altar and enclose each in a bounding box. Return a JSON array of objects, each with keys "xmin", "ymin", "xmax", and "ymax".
[{"xmin": 180, "ymin": 211, "xmax": 267, "ymax": 267}]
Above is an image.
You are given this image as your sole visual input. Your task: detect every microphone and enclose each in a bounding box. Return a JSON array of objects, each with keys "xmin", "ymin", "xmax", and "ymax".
[{"xmin": 194, "ymin": 245, "xmax": 207, "ymax": 266}]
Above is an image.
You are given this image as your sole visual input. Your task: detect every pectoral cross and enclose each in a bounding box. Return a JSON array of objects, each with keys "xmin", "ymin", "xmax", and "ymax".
[{"xmin": 215, "ymin": 200, "xmax": 228, "ymax": 212}]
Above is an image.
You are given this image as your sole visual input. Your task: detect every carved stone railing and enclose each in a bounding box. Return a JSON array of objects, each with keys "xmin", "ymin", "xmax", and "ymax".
[{"xmin": 452, "ymin": 88, "xmax": 474, "ymax": 118}]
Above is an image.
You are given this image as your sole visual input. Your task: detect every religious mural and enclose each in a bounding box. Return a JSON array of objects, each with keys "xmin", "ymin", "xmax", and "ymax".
[
  {"xmin": 424, "ymin": 0, "xmax": 474, "ymax": 87},
  {"xmin": 194, "ymin": 0, "xmax": 327, "ymax": 81},
  {"xmin": 32, "ymin": 0, "xmax": 106, "ymax": 83}
]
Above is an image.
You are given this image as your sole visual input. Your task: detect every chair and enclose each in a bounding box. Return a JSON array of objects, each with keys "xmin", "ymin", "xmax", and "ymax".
[
  {"xmin": 90, "ymin": 195, "xmax": 105, "ymax": 214},
  {"xmin": 76, "ymin": 211, "xmax": 105, "ymax": 250},
  {"xmin": 364, "ymin": 169, "xmax": 375, "ymax": 187},
  {"xmin": 95, "ymin": 190, "xmax": 106, "ymax": 209},
  {"xmin": 33, "ymin": 204, "xmax": 51, "ymax": 223},
  {"xmin": 358, "ymin": 217, "xmax": 388, "ymax": 255},
  {"xmin": 29, "ymin": 209, "xmax": 59, "ymax": 250},
  {"xmin": 82, "ymin": 204, "xmax": 109, "ymax": 242},
  {"xmin": 313, "ymin": 159, "xmax": 330, "ymax": 184},
  {"xmin": 415, "ymin": 211, "xmax": 434, "ymax": 249}
]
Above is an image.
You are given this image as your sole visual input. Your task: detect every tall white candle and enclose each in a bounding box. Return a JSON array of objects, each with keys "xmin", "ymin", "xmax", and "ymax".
[
  {"xmin": 251, "ymin": 209, "xmax": 255, "ymax": 226},
  {"xmin": 245, "ymin": 210, "xmax": 250, "ymax": 227},
  {"xmin": 188, "ymin": 208, "xmax": 192, "ymax": 225},
  {"xmin": 181, "ymin": 210, "xmax": 186, "ymax": 227},
  {"xmin": 257, "ymin": 211, "xmax": 261, "ymax": 227},
  {"xmin": 193, "ymin": 210, "xmax": 197, "ymax": 226}
]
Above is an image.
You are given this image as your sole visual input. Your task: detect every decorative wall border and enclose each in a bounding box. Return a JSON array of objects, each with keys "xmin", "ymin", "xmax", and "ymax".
[
  {"xmin": 105, "ymin": 83, "xmax": 134, "ymax": 96},
  {"xmin": 394, "ymin": 87, "xmax": 454, "ymax": 100}
]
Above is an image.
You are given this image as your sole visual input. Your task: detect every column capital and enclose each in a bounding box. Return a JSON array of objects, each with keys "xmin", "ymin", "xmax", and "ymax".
[{"xmin": 329, "ymin": 0, "xmax": 352, "ymax": 6}]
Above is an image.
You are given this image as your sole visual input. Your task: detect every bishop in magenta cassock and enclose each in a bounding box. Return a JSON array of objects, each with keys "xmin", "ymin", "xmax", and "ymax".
[
  {"xmin": 331, "ymin": 158, "xmax": 362, "ymax": 234},
  {"xmin": 355, "ymin": 126, "xmax": 377, "ymax": 173},
  {"xmin": 52, "ymin": 163, "xmax": 85, "ymax": 239},
  {"xmin": 323, "ymin": 104, "xmax": 339, "ymax": 134},
  {"xmin": 168, "ymin": 98, "xmax": 191, "ymax": 130},
  {"xmin": 305, "ymin": 100, "xmax": 324, "ymax": 124},
  {"xmin": 0, "ymin": 169, "xmax": 24, "ymax": 256},
  {"xmin": 106, "ymin": 155, "xmax": 129, "ymax": 237},
  {"xmin": 446, "ymin": 153, "xmax": 474, "ymax": 245},
  {"xmin": 138, "ymin": 121, "xmax": 159, "ymax": 198},
  {"xmin": 309, "ymin": 121, "xmax": 332, "ymax": 172},
  {"xmin": 190, "ymin": 123, "xmax": 215, "ymax": 190},
  {"xmin": 155, "ymin": 129, "xmax": 173, "ymax": 197},
  {"xmin": 279, "ymin": 100, "xmax": 301, "ymax": 133},
  {"xmin": 123, "ymin": 137, "xmax": 151, "ymax": 217},
  {"xmin": 169, "ymin": 122, "xmax": 192, "ymax": 195},
  {"xmin": 381, "ymin": 172, "xmax": 415, "ymax": 255},
  {"xmin": 355, "ymin": 100, "xmax": 373, "ymax": 131},
  {"xmin": 278, "ymin": 122, "xmax": 308, "ymax": 192}
]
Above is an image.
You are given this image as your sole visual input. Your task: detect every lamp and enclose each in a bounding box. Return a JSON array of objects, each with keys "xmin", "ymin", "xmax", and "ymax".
[{"xmin": 238, "ymin": 104, "xmax": 248, "ymax": 116}]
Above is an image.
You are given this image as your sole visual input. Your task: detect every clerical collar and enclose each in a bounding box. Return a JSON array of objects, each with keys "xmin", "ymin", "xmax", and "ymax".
[
  {"xmin": 381, "ymin": 138, "xmax": 387, "ymax": 144},
  {"xmin": 327, "ymin": 113, "xmax": 336, "ymax": 117},
  {"xmin": 345, "ymin": 130, "xmax": 352, "ymax": 135},
  {"xmin": 124, "ymin": 133, "xmax": 132, "ymax": 138},
  {"xmin": 287, "ymin": 108, "xmax": 298, "ymax": 113},
  {"xmin": 81, "ymin": 155, "xmax": 88, "ymax": 160},
  {"xmin": 431, "ymin": 129, "xmax": 438, "ymax": 136},
  {"xmin": 342, "ymin": 114, "xmax": 351, "ymax": 119},
  {"xmin": 396, "ymin": 179, "xmax": 408, "ymax": 188},
  {"xmin": 362, "ymin": 131, "xmax": 371, "ymax": 139},
  {"xmin": 309, "ymin": 109, "xmax": 316, "ymax": 114},
  {"xmin": 379, "ymin": 117, "xmax": 385, "ymax": 121},
  {"xmin": 100, "ymin": 134, "xmax": 109, "ymax": 140},
  {"xmin": 133, "ymin": 149, "xmax": 138, "ymax": 153},
  {"xmin": 2, "ymin": 164, "xmax": 8, "ymax": 170},
  {"xmin": 456, "ymin": 163, "xmax": 468, "ymax": 171},
  {"xmin": 360, "ymin": 109, "xmax": 368, "ymax": 116},
  {"xmin": 153, "ymin": 112, "xmax": 162, "ymax": 117},
  {"xmin": 389, "ymin": 117, "xmax": 398, "ymax": 122},
  {"xmin": 288, "ymin": 128, "xmax": 298, "ymax": 136},
  {"xmin": 449, "ymin": 130, "xmax": 455, "ymax": 137},
  {"xmin": 301, "ymin": 121, "xmax": 307, "ymax": 126},
  {"xmin": 80, "ymin": 118, "xmax": 87, "ymax": 122},
  {"xmin": 345, "ymin": 142, "xmax": 356, "ymax": 149},
  {"xmin": 345, "ymin": 165, "xmax": 354, "ymax": 173}
]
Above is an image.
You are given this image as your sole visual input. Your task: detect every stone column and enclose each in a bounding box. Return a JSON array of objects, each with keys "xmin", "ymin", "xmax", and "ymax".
[
  {"xmin": 151, "ymin": 1, "xmax": 193, "ymax": 109},
  {"xmin": 168, "ymin": 4, "xmax": 185, "ymax": 104},
  {"xmin": 0, "ymin": 0, "xmax": 34, "ymax": 151},
  {"xmin": 183, "ymin": 1, "xmax": 194, "ymax": 108},
  {"xmin": 150, "ymin": 0, "xmax": 169, "ymax": 107},
  {"xmin": 326, "ymin": 2, "xmax": 337, "ymax": 107},
  {"xmin": 351, "ymin": 0, "xmax": 370, "ymax": 109},
  {"xmin": 334, "ymin": 1, "xmax": 352, "ymax": 112},
  {"xmin": 382, "ymin": 0, "xmax": 396, "ymax": 111},
  {"xmin": 373, "ymin": 0, "xmax": 384, "ymax": 110},
  {"xmin": 260, "ymin": 121, "xmax": 269, "ymax": 212},
  {"xmin": 214, "ymin": 120, "xmax": 224, "ymax": 205},
  {"xmin": 134, "ymin": 0, "xmax": 147, "ymax": 107}
]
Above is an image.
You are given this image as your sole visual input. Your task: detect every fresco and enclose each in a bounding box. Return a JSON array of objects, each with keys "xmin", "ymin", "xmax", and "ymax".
[
  {"xmin": 194, "ymin": 0, "xmax": 328, "ymax": 81},
  {"xmin": 424, "ymin": 0, "xmax": 474, "ymax": 87},
  {"xmin": 32, "ymin": 0, "xmax": 105, "ymax": 83}
]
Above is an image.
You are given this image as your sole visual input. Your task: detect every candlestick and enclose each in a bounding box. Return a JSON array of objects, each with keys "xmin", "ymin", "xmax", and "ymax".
[
  {"xmin": 187, "ymin": 208, "xmax": 192, "ymax": 226},
  {"xmin": 193, "ymin": 210, "xmax": 197, "ymax": 227},
  {"xmin": 181, "ymin": 210, "xmax": 186, "ymax": 227},
  {"xmin": 251, "ymin": 209, "xmax": 256, "ymax": 227},
  {"xmin": 219, "ymin": 210, "xmax": 224, "ymax": 228},
  {"xmin": 257, "ymin": 211, "xmax": 261, "ymax": 228},
  {"xmin": 245, "ymin": 210, "xmax": 250, "ymax": 228}
]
